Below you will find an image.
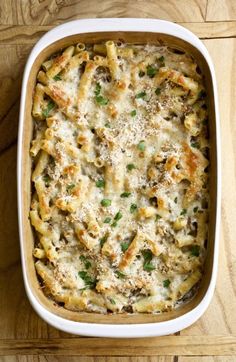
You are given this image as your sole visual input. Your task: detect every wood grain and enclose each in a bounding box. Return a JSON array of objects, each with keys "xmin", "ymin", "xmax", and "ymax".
[
  {"xmin": 0, "ymin": 0, "xmax": 207, "ymax": 25},
  {"xmin": 0, "ymin": 39, "xmax": 232, "ymax": 344},
  {"xmin": 180, "ymin": 39, "xmax": 236, "ymax": 336},
  {"xmin": 1, "ymin": 22, "xmax": 236, "ymax": 46},
  {"xmin": 0, "ymin": 358, "xmax": 174, "ymax": 362},
  {"xmin": 179, "ymin": 357, "xmax": 236, "ymax": 362},
  {"xmin": 0, "ymin": 45, "xmax": 32, "ymax": 153},
  {"xmin": 206, "ymin": 0, "xmax": 236, "ymax": 21},
  {"xmin": 0, "ymin": 358, "xmax": 234, "ymax": 362},
  {"xmin": 0, "ymin": 336, "xmax": 236, "ymax": 356},
  {"xmin": 0, "ymin": 25, "xmax": 52, "ymax": 44},
  {"xmin": 0, "ymin": 101, "xmax": 18, "ymax": 154},
  {"xmin": 0, "ymin": 146, "xmax": 19, "ymax": 271},
  {"xmin": 0, "ymin": 0, "xmax": 236, "ymax": 360},
  {"xmin": 183, "ymin": 21, "xmax": 236, "ymax": 39}
]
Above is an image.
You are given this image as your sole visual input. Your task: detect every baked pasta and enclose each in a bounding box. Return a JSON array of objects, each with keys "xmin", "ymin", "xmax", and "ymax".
[{"xmin": 30, "ymin": 41, "xmax": 209, "ymax": 314}]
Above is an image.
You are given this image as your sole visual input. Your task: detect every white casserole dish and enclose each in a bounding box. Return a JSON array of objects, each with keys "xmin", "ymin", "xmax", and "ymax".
[{"xmin": 17, "ymin": 18, "xmax": 221, "ymax": 338}]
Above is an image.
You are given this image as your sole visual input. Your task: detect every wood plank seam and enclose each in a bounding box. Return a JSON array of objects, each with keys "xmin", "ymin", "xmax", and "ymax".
[
  {"xmin": 1, "ymin": 23, "xmax": 236, "ymax": 44},
  {"xmin": 0, "ymin": 140, "xmax": 17, "ymax": 158},
  {"xmin": 0, "ymin": 99, "xmax": 19, "ymax": 126},
  {"xmin": 201, "ymin": 36, "xmax": 236, "ymax": 40},
  {"xmin": 0, "ymin": 336, "xmax": 236, "ymax": 356}
]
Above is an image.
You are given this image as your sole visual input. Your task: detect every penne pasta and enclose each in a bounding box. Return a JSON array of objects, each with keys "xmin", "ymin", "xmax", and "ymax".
[{"xmin": 30, "ymin": 41, "xmax": 209, "ymax": 314}]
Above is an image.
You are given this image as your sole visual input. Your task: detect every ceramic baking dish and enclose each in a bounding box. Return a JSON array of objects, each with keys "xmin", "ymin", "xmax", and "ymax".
[{"xmin": 17, "ymin": 18, "xmax": 221, "ymax": 338}]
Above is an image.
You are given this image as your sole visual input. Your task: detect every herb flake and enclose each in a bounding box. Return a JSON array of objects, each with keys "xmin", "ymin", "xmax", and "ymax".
[
  {"xmin": 96, "ymin": 179, "xmax": 105, "ymax": 188},
  {"xmin": 67, "ymin": 183, "xmax": 75, "ymax": 192},
  {"xmin": 53, "ymin": 74, "xmax": 62, "ymax": 81},
  {"xmin": 43, "ymin": 175, "xmax": 51, "ymax": 186},
  {"xmin": 79, "ymin": 255, "xmax": 91, "ymax": 270},
  {"xmin": 121, "ymin": 242, "xmax": 130, "ymax": 252},
  {"xmin": 94, "ymin": 82, "xmax": 101, "ymax": 96},
  {"xmin": 100, "ymin": 235, "xmax": 108, "ymax": 247},
  {"xmin": 191, "ymin": 142, "xmax": 200, "ymax": 149},
  {"xmin": 142, "ymin": 249, "xmax": 155, "ymax": 272},
  {"xmin": 163, "ymin": 279, "xmax": 171, "ymax": 288},
  {"xmin": 120, "ymin": 192, "xmax": 131, "ymax": 198},
  {"xmin": 42, "ymin": 100, "xmax": 55, "ymax": 118},
  {"xmin": 101, "ymin": 199, "xmax": 111, "ymax": 207},
  {"xmin": 115, "ymin": 270, "xmax": 126, "ymax": 279},
  {"xmin": 126, "ymin": 163, "xmax": 136, "ymax": 171},
  {"xmin": 114, "ymin": 211, "xmax": 123, "ymax": 221},
  {"xmin": 137, "ymin": 140, "xmax": 145, "ymax": 151},
  {"xmin": 130, "ymin": 203, "xmax": 138, "ymax": 213},
  {"xmin": 142, "ymin": 249, "xmax": 153, "ymax": 263},
  {"xmin": 191, "ymin": 245, "xmax": 200, "ymax": 257},
  {"xmin": 78, "ymin": 271, "xmax": 96, "ymax": 289},
  {"xmin": 96, "ymin": 95, "xmax": 109, "ymax": 105},
  {"xmin": 135, "ymin": 91, "xmax": 146, "ymax": 99},
  {"xmin": 143, "ymin": 262, "xmax": 155, "ymax": 272},
  {"xmin": 147, "ymin": 65, "xmax": 157, "ymax": 78}
]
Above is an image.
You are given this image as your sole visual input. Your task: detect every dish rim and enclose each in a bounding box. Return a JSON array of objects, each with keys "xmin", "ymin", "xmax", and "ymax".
[{"xmin": 17, "ymin": 18, "xmax": 221, "ymax": 338}]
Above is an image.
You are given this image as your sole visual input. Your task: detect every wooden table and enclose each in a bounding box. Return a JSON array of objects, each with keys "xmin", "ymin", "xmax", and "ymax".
[{"xmin": 0, "ymin": 1, "xmax": 236, "ymax": 360}]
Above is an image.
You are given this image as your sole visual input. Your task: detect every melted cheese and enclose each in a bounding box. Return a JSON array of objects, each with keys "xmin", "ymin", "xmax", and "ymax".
[{"xmin": 30, "ymin": 42, "xmax": 209, "ymax": 314}]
